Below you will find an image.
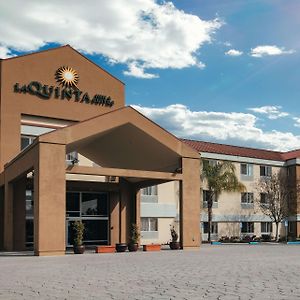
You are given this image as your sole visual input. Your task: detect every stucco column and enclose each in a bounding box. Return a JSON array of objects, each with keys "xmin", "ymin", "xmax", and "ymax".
[
  {"xmin": 3, "ymin": 181, "xmax": 13, "ymax": 251},
  {"xmin": 0, "ymin": 186, "xmax": 4, "ymax": 250},
  {"xmin": 13, "ymin": 177, "xmax": 26, "ymax": 250},
  {"xmin": 119, "ymin": 179, "xmax": 133, "ymax": 243},
  {"xmin": 180, "ymin": 157, "xmax": 201, "ymax": 249},
  {"xmin": 110, "ymin": 191, "xmax": 120, "ymax": 245},
  {"xmin": 34, "ymin": 143, "xmax": 66, "ymax": 256}
]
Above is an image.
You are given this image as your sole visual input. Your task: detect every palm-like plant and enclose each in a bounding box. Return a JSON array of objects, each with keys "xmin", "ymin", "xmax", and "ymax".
[{"xmin": 202, "ymin": 160, "xmax": 246, "ymax": 242}]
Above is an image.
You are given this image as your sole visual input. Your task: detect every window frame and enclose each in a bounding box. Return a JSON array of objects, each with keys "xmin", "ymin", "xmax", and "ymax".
[
  {"xmin": 241, "ymin": 222, "xmax": 254, "ymax": 233},
  {"xmin": 240, "ymin": 163, "xmax": 253, "ymax": 176},
  {"xmin": 260, "ymin": 165, "xmax": 272, "ymax": 177},
  {"xmin": 261, "ymin": 222, "xmax": 273, "ymax": 233},
  {"xmin": 141, "ymin": 217, "xmax": 158, "ymax": 232},
  {"xmin": 203, "ymin": 222, "xmax": 218, "ymax": 234},
  {"xmin": 241, "ymin": 192, "xmax": 254, "ymax": 204}
]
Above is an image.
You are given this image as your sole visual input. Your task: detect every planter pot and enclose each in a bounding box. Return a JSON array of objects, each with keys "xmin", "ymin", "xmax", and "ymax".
[
  {"xmin": 73, "ymin": 245, "xmax": 85, "ymax": 254},
  {"xmin": 128, "ymin": 243, "xmax": 138, "ymax": 252},
  {"xmin": 169, "ymin": 241, "xmax": 180, "ymax": 250},
  {"xmin": 116, "ymin": 243, "xmax": 128, "ymax": 252},
  {"xmin": 95, "ymin": 245, "xmax": 116, "ymax": 253},
  {"xmin": 143, "ymin": 244, "xmax": 161, "ymax": 252}
]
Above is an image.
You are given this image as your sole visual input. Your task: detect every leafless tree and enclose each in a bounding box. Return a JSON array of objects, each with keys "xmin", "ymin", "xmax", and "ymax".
[{"xmin": 254, "ymin": 173, "xmax": 295, "ymax": 241}]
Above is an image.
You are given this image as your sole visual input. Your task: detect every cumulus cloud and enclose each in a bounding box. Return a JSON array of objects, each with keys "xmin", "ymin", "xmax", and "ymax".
[
  {"xmin": 250, "ymin": 45, "xmax": 295, "ymax": 57},
  {"xmin": 123, "ymin": 62, "xmax": 158, "ymax": 79},
  {"xmin": 0, "ymin": 45, "xmax": 14, "ymax": 58},
  {"xmin": 0, "ymin": 1, "xmax": 221, "ymax": 78},
  {"xmin": 225, "ymin": 49, "xmax": 243, "ymax": 56},
  {"xmin": 293, "ymin": 117, "xmax": 300, "ymax": 128},
  {"xmin": 248, "ymin": 105, "xmax": 289, "ymax": 119},
  {"xmin": 132, "ymin": 104, "xmax": 300, "ymax": 151}
]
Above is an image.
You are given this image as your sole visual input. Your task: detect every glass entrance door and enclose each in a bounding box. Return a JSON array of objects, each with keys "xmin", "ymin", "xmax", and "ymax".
[{"xmin": 66, "ymin": 191, "xmax": 109, "ymax": 246}]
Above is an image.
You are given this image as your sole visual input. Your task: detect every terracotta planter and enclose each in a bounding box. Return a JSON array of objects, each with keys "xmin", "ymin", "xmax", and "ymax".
[
  {"xmin": 169, "ymin": 241, "xmax": 180, "ymax": 250},
  {"xmin": 95, "ymin": 245, "xmax": 116, "ymax": 253},
  {"xmin": 73, "ymin": 245, "xmax": 85, "ymax": 254},
  {"xmin": 116, "ymin": 243, "xmax": 128, "ymax": 252},
  {"xmin": 128, "ymin": 243, "xmax": 138, "ymax": 252},
  {"xmin": 143, "ymin": 244, "xmax": 161, "ymax": 251}
]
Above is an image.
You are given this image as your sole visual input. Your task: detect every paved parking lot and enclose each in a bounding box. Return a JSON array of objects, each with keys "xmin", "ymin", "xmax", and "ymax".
[{"xmin": 0, "ymin": 244, "xmax": 300, "ymax": 299}]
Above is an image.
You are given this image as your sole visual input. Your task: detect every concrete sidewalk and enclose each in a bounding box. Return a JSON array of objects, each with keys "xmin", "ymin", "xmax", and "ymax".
[{"xmin": 0, "ymin": 244, "xmax": 300, "ymax": 299}]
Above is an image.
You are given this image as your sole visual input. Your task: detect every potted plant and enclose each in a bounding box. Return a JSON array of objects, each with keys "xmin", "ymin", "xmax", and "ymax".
[
  {"xmin": 72, "ymin": 220, "xmax": 85, "ymax": 254},
  {"xmin": 169, "ymin": 225, "xmax": 180, "ymax": 250},
  {"xmin": 128, "ymin": 223, "xmax": 140, "ymax": 252},
  {"xmin": 115, "ymin": 242, "xmax": 128, "ymax": 252}
]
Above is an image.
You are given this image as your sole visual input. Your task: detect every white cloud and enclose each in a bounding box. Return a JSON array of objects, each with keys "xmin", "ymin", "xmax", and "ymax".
[
  {"xmin": 225, "ymin": 49, "xmax": 243, "ymax": 56},
  {"xmin": 0, "ymin": 0, "xmax": 221, "ymax": 78},
  {"xmin": 293, "ymin": 117, "xmax": 300, "ymax": 128},
  {"xmin": 250, "ymin": 45, "xmax": 295, "ymax": 57},
  {"xmin": 248, "ymin": 105, "xmax": 289, "ymax": 119},
  {"xmin": 123, "ymin": 62, "xmax": 158, "ymax": 79},
  {"xmin": 224, "ymin": 41, "xmax": 232, "ymax": 47},
  {"xmin": 0, "ymin": 45, "xmax": 14, "ymax": 58},
  {"xmin": 132, "ymin": 104, "xmax": 300, "ymax": 151}
]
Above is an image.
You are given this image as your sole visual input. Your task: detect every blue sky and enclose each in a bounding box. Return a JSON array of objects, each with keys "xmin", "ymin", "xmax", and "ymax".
[{"xmin": 0, "ymin": 0, "xmax": 299, "ymax": 151}]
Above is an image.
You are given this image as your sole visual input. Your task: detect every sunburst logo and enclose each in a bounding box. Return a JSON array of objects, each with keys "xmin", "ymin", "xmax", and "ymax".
[{"xmin": 55, "ymin": 66, "xmax": 79, "ymax": 88}]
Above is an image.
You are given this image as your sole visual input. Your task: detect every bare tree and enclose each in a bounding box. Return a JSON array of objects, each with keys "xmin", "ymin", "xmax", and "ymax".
[{"xmin": 254, "ymin": 173, "xmax": 294, "ymax": 241}]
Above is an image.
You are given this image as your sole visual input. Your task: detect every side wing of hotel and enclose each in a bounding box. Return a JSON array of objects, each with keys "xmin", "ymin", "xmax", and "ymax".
[{"xmin": 0, "ymin": 46, "xmax": 299, "ymax": 255}]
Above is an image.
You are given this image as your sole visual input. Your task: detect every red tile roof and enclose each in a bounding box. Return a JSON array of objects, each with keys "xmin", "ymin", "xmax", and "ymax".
[{"xmin": 181, "ymin": 139, "xmax": 300, "ymax": 161}]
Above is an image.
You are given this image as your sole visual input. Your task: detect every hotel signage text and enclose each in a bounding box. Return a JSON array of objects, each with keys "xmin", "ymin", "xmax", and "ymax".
[{"xmin": 13, "ymin": 81, "xmax": 114, "ymax": 107}]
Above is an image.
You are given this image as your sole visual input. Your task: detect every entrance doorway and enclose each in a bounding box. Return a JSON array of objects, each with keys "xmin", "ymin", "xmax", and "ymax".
[{"xmin": 66, "ymin": 191, "xmax": 109, "ymax": 246}]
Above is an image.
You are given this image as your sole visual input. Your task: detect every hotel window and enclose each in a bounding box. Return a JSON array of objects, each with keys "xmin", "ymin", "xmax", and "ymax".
[
  {"xmin": 141, "ymin": 185, "xmax": 158, "ymax": 196},
  {"xmin": 261, "ymin": 222, "xmax": 272, "ymax": 233},
  {"xmin": 21, "ymin": 135, "xmax": 35, "ymax": 150},
  {"xmin": 141, "ymin": 217, "xmax": 158, "ymax": 232},
  {"xmin": 203, "ymin": 222, "xmax": 218, "ymax": 234},
  {"xmin": 260, "ymin": 193, "xmax": 269, "ymax": 204},
  {"xmin": 240, "ymin": 163, "xmax": 253, "ymax": 176},
  {"xmin": 260, "ymin": 165, "xmax": 272, "ymax": 177},
  {"xmin": 241, "ymin": 192, "xmax": 254, "ymax": 204},
  {"xmin": 241, "ymin": 222, "xmax": 254, "ymax": 233},
  {"xmin": 66, "ymin": 151, "xmax": 78, "ymax": 165}
]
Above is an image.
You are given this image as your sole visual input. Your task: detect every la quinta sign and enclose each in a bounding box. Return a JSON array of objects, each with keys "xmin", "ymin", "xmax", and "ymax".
[{"xmin": 13, "ymin": 66, "xmax": 114, "ymax": 107}]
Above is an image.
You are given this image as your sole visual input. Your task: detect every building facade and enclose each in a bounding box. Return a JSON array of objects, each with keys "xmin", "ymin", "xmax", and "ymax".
[
  {"xmin": 140, "ymin": 140, "xmax": 300, "ymax": 245},
  {"xmin": 0, "ymin": 46, "xmax": 201, "ymax": 255}
]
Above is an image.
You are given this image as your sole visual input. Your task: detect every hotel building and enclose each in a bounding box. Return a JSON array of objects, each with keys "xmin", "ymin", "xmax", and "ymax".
[
  {"xmin": 0, "ymin": 46, "xmax": 299, "ymax": 255},
  {"xmin": 140, "ymin": 140, "xmax": 300, "ymax": 244},
  {"xmin": 0, "ymin": 46, "xmax": 201, "ymax": 256}
]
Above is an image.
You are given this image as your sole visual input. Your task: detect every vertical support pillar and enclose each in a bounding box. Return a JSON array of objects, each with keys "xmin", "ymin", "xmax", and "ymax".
[
  {"xmin": 180, "ymin": 157, "xmax": 201, "ymax": 249},
  {"xmin": 3, "ymin": 181, "xmax": 13, "ymax": 251},
  {"xmin": 13, "ymin": 177, "xmax": 26, "ymax": 250},
  {"xmin": 135, "ymin": 189, "xmax": 141, "ymax": 230},
  {"xmin": 0, "ymin": 186, "xmax": 4, "ymax": 250},
  {"xmin": 110, "ymin": 191, "xmax": 120, "ymax": 245},
  {"xmin": 119, "ymin": 179, "xmax": 133, "ymax": 243},
  {"xmin": 34, "ymin": 143, "xmax": 66, "ymax": 256}
]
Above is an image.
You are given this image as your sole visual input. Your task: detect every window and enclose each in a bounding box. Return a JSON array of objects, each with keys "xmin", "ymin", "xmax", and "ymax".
[
  {"xmin": 260, "ymin": 193, "xmax": 268, "ymax": 204},
  {"xmin": 141, "ymin": 185, "xmax": 158, "ymax": 196},
  {"xmin": 241, "ymin": 222, "xmax": 254, "ymax": 233},
  {"xmin": 203, "ymin": 190, "xmax": 217, "ymax": 203},
  {"xmin": 203, "ymin": 222, "xmax": 218, "ymax": 234},
  {"xmin": 240, "ymin": 163, "xmax": 253, "ymax": 176},
  {"xmin": 261, "ymin": 222, "xmax": 272, "ymax": 233},
  {"xmin": 25, "ymin": 190, "xmax": 34, "ymax": 217},
  {"xmin": 66, "ymin": 151, "xmax": 78, "ymax": 165},
  {"xmin": 21, "ymin": 135, "xmax": 35, "ymax": 150},
  {"xmin": 141, "ymin": 218, "xmax": 158, "ymax": 231},
  {"xmin": 260, "ymin": 165, "xmax": 272, "ymax": 177},
  {"xmin": 241, "ymin": 192, "xmax": 254, "ymax": 204}
]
